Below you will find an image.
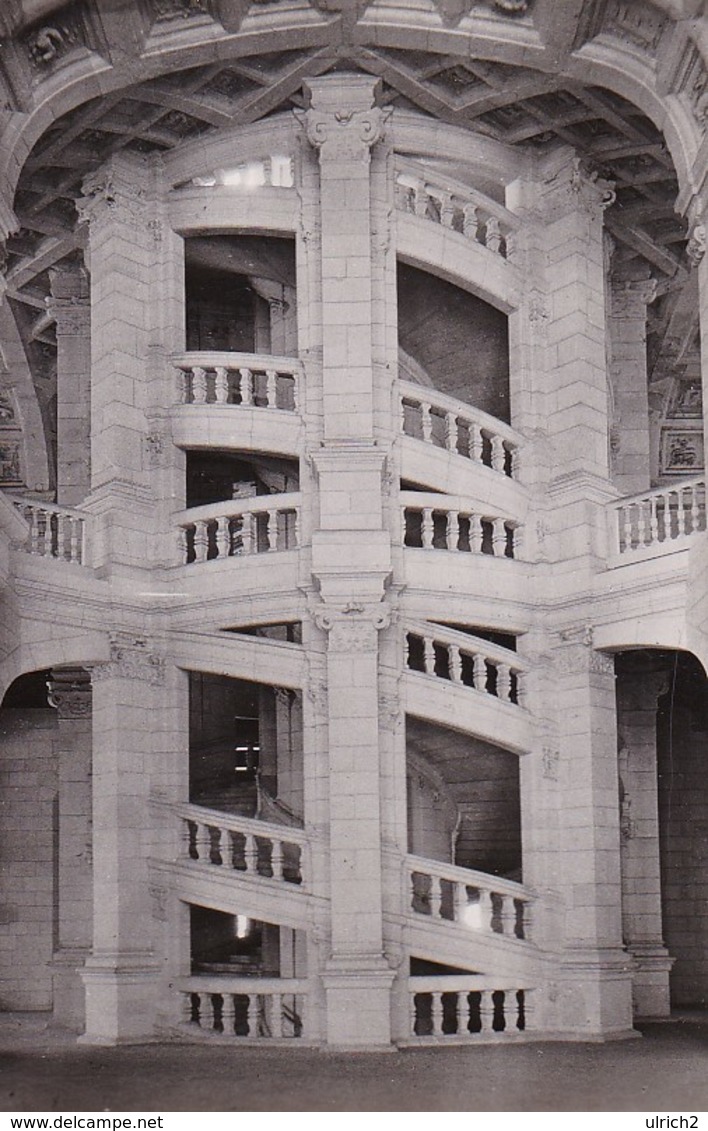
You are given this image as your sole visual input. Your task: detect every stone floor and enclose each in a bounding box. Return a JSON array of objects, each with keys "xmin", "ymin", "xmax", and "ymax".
[{"xmin": 1, "ymin": 1013, "xmax": 707, "ymax": 1112}]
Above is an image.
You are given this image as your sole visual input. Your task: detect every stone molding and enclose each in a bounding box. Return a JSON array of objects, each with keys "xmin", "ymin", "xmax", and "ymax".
[
  {"xmin": 542, "ymin": 153, "xmax": 616, "ymax": 220},
  {"xmin": 555, "ymin": 626, "xmax": 615, "ymax": 676},
  {"xmin": 91, "ymin": 632, "xmax": 165, "ymax": 686},
  {"xmin": 610, "ymin": 278, "xmax": 658, "ymax": 316},
  {"xmin": 47, "ymin": 667, "xmax": 92, "ymax": 719},
  {"xmin": 298, "ymin": 76, "xmax": 389, "ymax": 160},
  {"xmin": 312, "ymin": 602, "xmax": 391, "ymax": 653},
  {"xmin": 77, "ymin": 156, "xmax": 155, "ymax": 229}
]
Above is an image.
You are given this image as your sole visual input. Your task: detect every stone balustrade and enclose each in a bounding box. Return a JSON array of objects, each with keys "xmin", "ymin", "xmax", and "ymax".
[
  {"xmin": 173, "ymin": 352, "xmax": 301, "ymax": 412},
  {"xmin": 9, "ymin": 496, "xmax": 87, "ymax": 565},
  {"xmin": 395, "ymin": 157, "xmax": 518, "ymax": 260},
  {"xmin": 608, "ymin": 477, "xmax": 706, "ymax": 564},
  {"xmin": 401, "ymin": 490, "xmax": 520, "ymax": 558},
  {"xmin": 406, "ymin": 854, "xmax": 533, "ymax": 942},
  {"xmin": 408, "ymin": 975, "xmax": 532, "ymax": 1041},
  {"xmin": 178, "ymin": 976, "xmax": 306, "ymax": 1040},
  {"xmin": 177, "ymin": 802, "xmax": 308, "ymax": 887},
  {"xmin": 189, "ymin": 154, "xmax": 294, "ymax": 190},
  {"xmin": 176, "ymin": 492, "xmax": 301, "ymax": 565},
  {"xmin": 404, "ymin": 620, "xmax": 526, "ymax": 707},
  {"xmin": 399, "ymin": 379, "xmax": 521, "ymax": 480}
]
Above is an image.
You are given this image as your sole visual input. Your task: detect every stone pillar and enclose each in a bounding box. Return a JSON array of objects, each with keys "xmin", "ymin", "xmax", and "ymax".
[
  {"xmin": 76, "ymin": 153, "xmax": 162, "ymax": 578},
  {"xmin": 552, "ymin": 632, "xmax": 633, "ymax": 1037},
  {"xmin": 297, "ymin": 74, "xmax": 397, "ymax": 1047},
  {"xmin": 314, "ymin": 606, "xmax": 395, "ymax": 1048},
  {"xmin": 47, "ymin": 668, "xmax": 93, "ymax": 1031},
  {"xmin": 616, "ymin": 659, "xmax": 673, "ymax": 1018},
  {"xmin": 47, "ymin": 267, "xmax": 91, "ymax": 506},
  {"xmin": 80, "ymin": 634, "xmax": 164, "ymax": 1044},
  {"xmin": 608, "ymin": 278, "xmax": 657, "ymax": 495}
]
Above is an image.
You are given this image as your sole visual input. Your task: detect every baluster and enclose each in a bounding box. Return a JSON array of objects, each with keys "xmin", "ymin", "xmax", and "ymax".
[
  {"xmin": 293, "ymin": 508, "xmax": 300, "ymax": 548},
  {"xmin": 244, "ymin": 833, "xmax": 257, "ymax": 874},
  {"xmin": 400, "ymin": 396, "xmax": 408, "ymax": 435},
  {"xmin": 478, "ymin": 888, "xmax": 494, "ymax": 930},
  {"xmin": 27, "ymin": 507, "xmax": 39, "ymax": 554},
  {"xmin": 422, "ymin": 508, "xmax": 434, "ymax": 549},
  {"xmin": 195, "ymin": 822, "xmax": 211, "ymax": 864},
  {"xmin": 219, "ymin": 827, "xmax": 233, "ymax": 867},
  {"xmin": 515, "ymin": 671, "xmax": 527, "ymax": 709},
  {"xmin": 192, "ymin": 366, "xmax": 207, "ymax": 404},
  {"xmin": 421, "ymin": 403, "xmax": 433, "ymax": 444},
  {"xmin": 521, "ymin": 988, "xmax": 535, "ymax": 1032},
  {"xmin": 637, "ymin": 500, "xmax": 649, "ymax": 546},
  {"xmin": 267, "ymin": 509, "xmax": 279, "ymax": 551},
  {"xmin": 462, "ymin": 203, "xmax": 479, "ymax": 240},
  {"xmin": 439, "ymin": 191, "xmax": 455, "ymax": 229},
  {"xmin": 262, "ymin": 156, "xmax": 273, "ymax": 186},
  {"xmin": 239, "ymin": 367, "xmax": 253, "ymax": 406},
  {"xmin": 431, "ymin": 874, "xmax": 443, "ymax": 919},
  {"xmin": 247, "ymin": 994, "xmax": 259, "ymax": 1039},
  {"xmin": 401, "ymin": 507, "xmax": 408, "ymax": 545},
  {"xmin": 431, "ymin": 993, "xmax": 444, "ymax": 1036},
  {"xmin": 479, "ymin": 990, "xmax": 495, "ymax": 1032},
  {"xmin": 468, "ymin": 424, "xmax": 483, "ymax": 463},
  {"xmin": 410, "ymin": 993, "xmax": 418, "ymax": 1038},
  {"xmin": 449, "ymin": 644, "xmax": 462, "ymax": 683},
  {"xmin": 179, "ymin": 818, "xmax": 192, "ymax": 862},
  {"xmin": 412, "ymin": 179, "xmax": 428, "ymax": 217},
  {"xmin": 510, "ymin": 523, "xmax": 521, "ymax": 560},
  {"xmin": 499, "ymin": 894, "xmax": 516, "ymax": 936},
  {"xmin": 240, "ymin": 511, "xmax": 254, "ymax": 556},
  {"xmin": 485, "ymin": 217, "xmax": 502, "ymax": 254},
  {"xmin": 472, "ymin": 653, "xmax": 487, "ymax": 692},
  {"xmin": 193, "ymin": 520, "xmax": 209, "ymax": 563},
  {"xmin": 446, "ymin": 511, "xmax": 457, "ymax": 551},
  {"xmin": 457, "ymin": 992, "xmax": 468, "ymax": 1036},
  {"xmin": 453, "ymin": 882, "xmax": 468, "ymax": 923},
  {"xmin": 221, "ymin": 994, "xmax": 236, "ymax": 1036},
  {"xmin": 444, "ymin": 412, "xmax": 457, "ymax": 452},
  {"xmin": 177, "ymin": 368, "xmax": 188, "ymax": 405},
  {"xmin": 510, "ymin": 446, "xmax": 520, "ymax": 480},
  {"xmin": 469, "ymin": 514, "xmax": 483, "ymax": 554},
  {"xmin": 649, "ymin": 495, "xmax": 659, "ymax": 544},
  {"xmin": 271, "ymin": 993, "xmax": 284, "ymax": 1038},
  {"xmin": 691, "ymin": 484, "xmax": 702, "ymax": 533},
  {"xmin": 271, "ymin": 839, "xmax": 284, "ymax": 881},
  {"xmin": 491, "ymin": 435, "xmax": 506, "ymax": 473},
  {"xmin": 620, "ymin": 506, "xmax": 632, "ymax": 553},
  {"xmin": 492, "ymin": 517, "xmax": 507, "ymax": 556},
  {"xmin": 216, "ymin": 516, "xmax": 230, "ymax": 559},
  {"xmin": 423, "ymin": 636, "xmax": 436, "ymax": 675},
  {"xmin": 266, "ymin": 369, "xmax": 278, "ymax": 408},
  {"xmin": 680, "ymin": 487, "xmax": 691, "ymax": 536},
  {"xmin": 42, "ymin": 513, "xmax": 53, "ymax": 558},
  {"xmin": 184, "ymin": 992, "xmax": 199, "ymax": 1026},
  {"xmin": 54, "ymin": 513, "xmax": 65, "ymax": 560},
  {"xmin": 496, "ymin": 663, "xmax": 511, "ymax": 702},
  {"xmin": 214, "ymin": 366, "xmax": 228, "ymax": 404},
  {"xmin": 178, "ymin": 526, "xmax": 189, "ymax": 565},
  {"xmin": 69, "ymin": 516, "xmax": 80, "ymax": 563},
  {"xmin": 291, "ymin": 370, "xmax": 300, "ymax": 414}
]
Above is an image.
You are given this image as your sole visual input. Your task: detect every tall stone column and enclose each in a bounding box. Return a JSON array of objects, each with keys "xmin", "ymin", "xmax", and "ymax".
[
  {"xmin": 616, "ymin": 658, "xmax": 673, "ymax": 1018},
  {"xmin": 47, "ymin": 267, "xmax": 91, "ymax": 506},
  {"xmin": 297, "ymin": 76, "xmax": 396, "ymax": 1045},
  {"xmin": 552, "ymin": 632, "xmax": 633, "ymax": 1037},
  {"xmin": 47, "ymin": 667, "xmax": 92, "ymax": 1030},
  {"xmin": 608, "ymin": 278, "xmax": 657, "ymax": 495},
  {"xmin": 80, "ymin": 634, "xmax": 164, "ymax": 1044},
  {"xmin": 76, "ymin": 153, "xmax": 161, "ymax": 578}
]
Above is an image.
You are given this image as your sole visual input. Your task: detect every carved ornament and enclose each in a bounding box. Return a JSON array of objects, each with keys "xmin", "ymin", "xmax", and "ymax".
[
  {"xmin": 47, "ymin": 667, "xmax": 92, "ymax": 719},
  {"xmin": 542, "ymin": 746, "xmax": 559, "ymax": 782},
  {"xmin": 77, "ymin": 165, "xmax": 149, "ymax": 228},
  {"xmin": 687, "ymin": 222, "xmax": 706, "ymax": 267},
  {"xmin": 312, "ymin": 602, "xmax": 391, "ymax": 653},
  {"xmin": 296, "ymin": 106, "xmax": 390, "ymax": 158},
  {"xmin": 26, "ymin": 21, "xmax": 81, "ymax": 68},
  {"xmin": 91, "ymin": 632, "xmax": 165, "ymax": 686}
]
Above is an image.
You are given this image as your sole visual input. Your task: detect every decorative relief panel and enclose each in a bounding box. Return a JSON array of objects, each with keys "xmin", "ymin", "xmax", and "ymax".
[
  {"xmin": 660, "ymin": 428, "xmax": 705, "ymax": 475},
  {"xmin": 91, "ymin": 632, "xmax": 165, "ymax": 686}
]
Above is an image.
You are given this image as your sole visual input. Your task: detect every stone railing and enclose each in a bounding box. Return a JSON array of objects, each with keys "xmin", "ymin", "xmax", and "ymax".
[
  {"xmin": 395, "ymin": 157, "xmax": 518, "ymax": 260},
  {"xmin": 10, "ymin": 496, "xmax": 87, "ymax": 565},
  {"xmin": 408, "ymin": 975, "xmax": 533, "ymax": 1041},
  {"xmin": 404, "ymin": 620, "xmax": 526, "ymax": 707},
  {"xmin": 608, "ymin": 477, "xmax": 706, "ymax": 565},
  {"xmin": 190, "ymin": 154, "xmax": 294, "ymax": 190},
  {"xmin": 406, "ymin": 854, "xmax": 533, "ymax": 942},
  {"xmin": 178, "ymin": 976, "xmax": 306, "ymax": 1041},
  {"xmin": 401, "ymin": 491, "xmax": 521, "ymax": 559},
  {"xmin": 173, "ymin": 352, "xmax": 301, "ymax": 412},
  {"xmin": 177, "ymin": 802, "xmax": 309, "ymax": 887},
  {"xmin": 399, "ymin": 380, "xmax": 521, "ymax": 480},
  {"xmin": 176, "ymin": 492, "xmax": 301, "ymax": 565}
]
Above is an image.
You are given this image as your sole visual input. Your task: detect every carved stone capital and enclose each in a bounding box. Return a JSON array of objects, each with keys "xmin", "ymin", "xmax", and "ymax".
[
  {"xmin": 611, "ymin": 277, "xmax": 658, "ymax": 316},
  {"xmin": 554, "ymin": 626, "xmax": 615, "ymax": 676},
  {"xmin": 687, "ymin": 221, "xmax": 706, "ymax": 267},
  {"xmin": 77, "ymin": 156, "xmax": 153, "ymax": 229},
  {"xmin": 91, "ymin": 632, "xmax": 165, "ymax": 686},
  {"xmin": 47, "ymin": 667, "xmax": 92, "ymax": 720},
  {"xmin": 297, "ymin": 76, "xmax": 389, "ymax": 160},
  {"xmin": 543, "ymin": 153, "xmax": 616, "ymax": 220},
  {"xmin": 312, "ymin": 602, "xmax": 391, "ymax": 653}
]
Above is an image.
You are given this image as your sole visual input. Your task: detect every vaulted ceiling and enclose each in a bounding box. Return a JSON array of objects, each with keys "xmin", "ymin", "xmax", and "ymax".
[{"xmin": 0, "ymin": 0, "xmax": 706, "ymax": 473}]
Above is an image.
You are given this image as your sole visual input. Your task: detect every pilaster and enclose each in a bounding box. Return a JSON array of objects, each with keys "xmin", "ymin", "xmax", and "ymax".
[
  {"xmin": 80, "ymin": 633, "xmax": 164, "ymax": 1044},
  {"xmin": 608, "ymin": 278, "xmax": 657, "ymax": 495},
  {"xmin": 47, "ymin": 267, "xmax": 91, "ymax": 507}
]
